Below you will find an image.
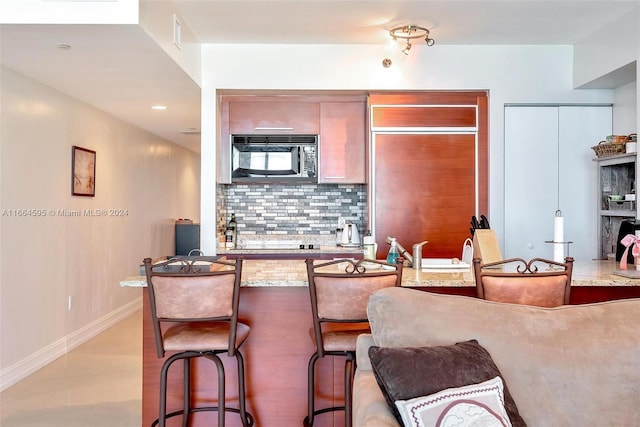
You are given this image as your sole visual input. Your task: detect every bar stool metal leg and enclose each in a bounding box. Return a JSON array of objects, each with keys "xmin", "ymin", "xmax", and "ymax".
[
  {"xmin": 304, "ymin": 351, "xmax": 355, "ymax": 427},
  {"xmin": 153, "ymin": 350, "xmax": 256, "ymax": 427},
  {"xmin": 235, "ymin": 350, "xmax": 253, "ymax": 427},
  {"xmin": 205, "ymin": 353, "xmax": 226, "ymax": 427},
  {"xmin": 304, "ymin": 352, "xmax": 320, "ymax": 426},
  {"xmin": 182, "ymin": 358, "xmax": 191, "ymax": 427},
  {"xmin": 156, "ymin": 352, "xmax": 193, "ymax": 427},
  {"xmin": 344, "ymin": 352, "xmax": 355, "ymax": 427}
]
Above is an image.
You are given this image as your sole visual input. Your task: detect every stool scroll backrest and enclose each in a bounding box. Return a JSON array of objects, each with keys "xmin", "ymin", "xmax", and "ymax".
[
  {"xmin": 472, "ymin": 256, "xmax": 574, "ymax": 307},
  {"xmin": 143, "ymin": 256, "xmax": 243, "ymax": 358}
]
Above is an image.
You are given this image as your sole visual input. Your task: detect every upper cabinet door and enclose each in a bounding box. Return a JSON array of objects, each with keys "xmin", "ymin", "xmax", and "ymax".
[
  {"xmin": 229, "ymin": 101, "xmax": 320, "ymax": 134},
  {"xmin": 372, "ymin": 106, "xmax": 477, "ymax": 129},
  {"xmin": 318, "ymin": 102, "xmax": 366, "ymax": 184}
]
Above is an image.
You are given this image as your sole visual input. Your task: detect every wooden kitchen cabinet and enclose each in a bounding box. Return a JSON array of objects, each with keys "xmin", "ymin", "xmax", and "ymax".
[
  {"xmin": 228, "ymin": 99, "xmax": 320, "ymax": 134},
  {"xmin": 218, "ymin": 96, "xmax": 321, "ymax": 183},
  {"xmin": 373, "ymin": 133, "xmax": 478, "ymax": 257},
  {"xmin": 219, "ymin": 95, "xmax": 365, "ymax": 184},
  {"xmin": 319, "ymin": 101, "xmax": 366, "ymax": 183},
  {"xmin": 368, "ymin": 92, "xmax": 488, "ymax": 259},
  {"xmin": 372, "ymin": 105, "xmax": 477, "ymax": 128}
]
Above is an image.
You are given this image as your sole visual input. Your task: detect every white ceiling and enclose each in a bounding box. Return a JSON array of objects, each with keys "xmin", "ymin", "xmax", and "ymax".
[{"xmin": 1, "ymin": 0, "xmax": 638, "ymax": 153}]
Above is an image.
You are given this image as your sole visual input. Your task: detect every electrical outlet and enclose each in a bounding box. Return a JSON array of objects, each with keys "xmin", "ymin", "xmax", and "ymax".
[
  {"xmin": 338, "ymin": 217, "xmax": 346, "ymax": 228},
  {"xmin": 67, "ymin": 296, "xmax": 73, "ymax": 311}
]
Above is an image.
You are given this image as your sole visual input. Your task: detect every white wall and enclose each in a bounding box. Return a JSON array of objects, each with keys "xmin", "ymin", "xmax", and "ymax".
[
  {"xmin": 0, "ymin": 66, "xmax": 200, "ymax": 390},
  {"xmin": 139, "ymin": 0, "xmax": 202, "ymax": 86},
  {"xmin": 614, "ymin": 81, "xmax": 638, "ymax": 134},
  {"xmin": 573, "ymin": 7, "xmax": 639, "ymax": 89},
  {"xmin": 200, "ymin": 43, "xmax": 616, "ymax": 254}
]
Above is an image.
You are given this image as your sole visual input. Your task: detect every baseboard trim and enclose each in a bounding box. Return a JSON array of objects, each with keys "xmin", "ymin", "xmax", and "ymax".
[{"xmin": 0, "ymin": 298, "xmax": 142, "ymax": 392}]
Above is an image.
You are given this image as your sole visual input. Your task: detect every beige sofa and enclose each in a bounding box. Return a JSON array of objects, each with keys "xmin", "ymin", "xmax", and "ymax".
[{"xmin": 353, "ymin": 287, "xmax": 640, "ymax": 426}]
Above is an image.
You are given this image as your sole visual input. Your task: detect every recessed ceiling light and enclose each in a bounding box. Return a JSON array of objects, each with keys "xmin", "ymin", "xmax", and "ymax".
[
  {"xmin": 151, "ymin": 105, "xmax": 167, "ymax": 110},
  {"xmin": 180, "ymin": 128, "xmax": 201, "ymax": 135}
]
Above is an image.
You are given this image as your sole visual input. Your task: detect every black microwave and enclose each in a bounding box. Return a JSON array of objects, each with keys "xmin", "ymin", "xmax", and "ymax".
[{"xmin": 231, "ymin": 135, "xmax": 318, "ymax": 183}]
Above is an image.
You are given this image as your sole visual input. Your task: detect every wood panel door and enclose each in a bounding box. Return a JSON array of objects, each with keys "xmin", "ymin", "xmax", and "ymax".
[
  {"xmin": 373, "ymin": 133, "xmax": 478, "ymax": 259},
  {"xmin": 319, "ymin": 101, "xmax": 366, "ymax": 183},
  {"xmin": 229, "ymin": 101, "xmax": 320, "ymax": 134}
]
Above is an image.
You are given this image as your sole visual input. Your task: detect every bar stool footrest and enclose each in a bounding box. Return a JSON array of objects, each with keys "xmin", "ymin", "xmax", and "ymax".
[
  {"xmin": 303, "ymin": 406, "xmax": 347, "ymax": 427},
  {"xmin": 152, "ymin": 406, "xmax": 255, "ymax": 427}
]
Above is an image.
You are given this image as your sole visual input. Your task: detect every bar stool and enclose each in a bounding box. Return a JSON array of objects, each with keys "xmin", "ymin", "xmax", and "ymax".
[
  {"xmin": 304, "ymin": 258, "xmax": 403, "ymax": 427},
  {"xmin": 473, "ymin": 256, "xmax": 574, "ymax": 307},
  {"xmin": 143, "ymin": 256, "xmax": 254, "ymax": 427}
]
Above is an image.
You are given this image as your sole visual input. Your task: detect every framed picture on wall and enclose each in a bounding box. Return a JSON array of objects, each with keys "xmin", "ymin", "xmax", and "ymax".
[{"xmin": 72, "ymin": 146, "xmax": 96, "ymax": 197}]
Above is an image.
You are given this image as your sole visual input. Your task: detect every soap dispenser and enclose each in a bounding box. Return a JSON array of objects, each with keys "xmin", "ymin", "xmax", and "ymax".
[{"xmin": 386, "ymin": 238, "xmax": 399, "ymax": 264}]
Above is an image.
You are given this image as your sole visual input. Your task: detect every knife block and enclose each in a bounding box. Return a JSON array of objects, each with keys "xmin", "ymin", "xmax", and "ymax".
[{"xmin": 472, "ymin": 229, "xmax": 502, "ymax": 264}]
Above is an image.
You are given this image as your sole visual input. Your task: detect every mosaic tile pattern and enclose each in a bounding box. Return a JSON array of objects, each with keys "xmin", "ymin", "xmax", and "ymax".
[{"xmin": 217, "ymin": 183, "xmax": 367, "ymax": 236}]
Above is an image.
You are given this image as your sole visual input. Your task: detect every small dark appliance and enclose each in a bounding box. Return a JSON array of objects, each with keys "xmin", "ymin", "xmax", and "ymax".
[{"xmin": 175, "ymin": 222, "xmax": 200, "ymax": 256}]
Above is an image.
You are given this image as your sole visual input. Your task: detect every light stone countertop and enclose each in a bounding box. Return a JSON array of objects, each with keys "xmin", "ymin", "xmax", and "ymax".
[
  {"xmin": 216, "ymin": 234, "xmax": 364, "ymax": 256},
  {"xmin": 120, "ymin": 258, "xmax": 640, "ymax": 288},
  {"xmin": 217, "ymin": 245, "xmax": 363, "ymax": 256}
]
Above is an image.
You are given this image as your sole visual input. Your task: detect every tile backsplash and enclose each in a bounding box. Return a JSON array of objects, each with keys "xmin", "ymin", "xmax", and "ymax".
[{"xmin": 217, "ymin": 184, "xmax": 367, "ymax": 237}]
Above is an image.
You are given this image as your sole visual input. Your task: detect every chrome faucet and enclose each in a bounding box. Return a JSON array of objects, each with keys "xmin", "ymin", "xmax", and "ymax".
[{"xmin": 412, "ymin": 240, "xmax": 429, "ymax": 270}]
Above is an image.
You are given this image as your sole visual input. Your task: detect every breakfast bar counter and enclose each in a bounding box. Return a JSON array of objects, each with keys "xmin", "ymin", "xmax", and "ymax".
[
  {"xmin": 121, "ymin": 258, "xmax": 640, "ymax": 289},
  {"xmin": 125, "ymin": 258, "xmax": 640, "ymax": 427}
]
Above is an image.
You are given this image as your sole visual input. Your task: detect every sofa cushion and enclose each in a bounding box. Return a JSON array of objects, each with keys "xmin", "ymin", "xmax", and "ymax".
[
  {"xmin": 369, "ymin": 340, "xmax": 524, "ymax": 426},
  {"xmin": 395, "ymin": 376, "xmax": 511, "ymax": 427},
  {"xmin": 366, "ymin": 288, "xmax": 640, "ymax": 426}
]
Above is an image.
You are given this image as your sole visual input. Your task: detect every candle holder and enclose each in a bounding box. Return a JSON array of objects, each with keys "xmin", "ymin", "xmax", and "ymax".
[{"xmin": 544, "ymin": 240, "xmax": 574, "ymax": 262}]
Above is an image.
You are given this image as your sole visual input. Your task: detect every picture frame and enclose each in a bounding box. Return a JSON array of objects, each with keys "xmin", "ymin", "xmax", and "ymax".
[{"xmin": 72, "ymin": 146, "xmax": 96, "ymax": 197}]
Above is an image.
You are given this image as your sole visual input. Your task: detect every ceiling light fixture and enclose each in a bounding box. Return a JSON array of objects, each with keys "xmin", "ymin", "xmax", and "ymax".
[
  {"xmin": 389, "ymin": 25, "xmax": 435, "ymax": 55},
  {"xmin": 151, "ymin": 105, "xmax": 168, "ymax": 110},
  {"xmin": 180, "ymin": 128, "xmax": 201, "ymax": 135}
]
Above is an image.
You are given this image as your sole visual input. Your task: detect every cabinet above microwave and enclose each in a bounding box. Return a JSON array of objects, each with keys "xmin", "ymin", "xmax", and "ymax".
[
  {"xmin": 229, "ymin": 101, "xmax": 320, "ymax": 134},
  {"xmin": 218, "ymin": 94, "xmax": 366, "ymax": 184}
]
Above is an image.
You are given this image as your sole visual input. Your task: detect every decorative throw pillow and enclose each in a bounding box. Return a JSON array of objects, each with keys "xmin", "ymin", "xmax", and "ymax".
[
  {"xmin": 395, "ymin": 376, "xmax": 512, "ymax": 427},
  {"xmin": 368, "ymin": 339, "xmax": 526, "ymax": 426}
]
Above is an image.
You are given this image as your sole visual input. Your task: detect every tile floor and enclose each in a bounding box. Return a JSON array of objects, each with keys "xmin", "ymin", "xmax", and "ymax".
[{"xmin": 0, "ymin": 311, "xmax": 142, "ymax": 427}]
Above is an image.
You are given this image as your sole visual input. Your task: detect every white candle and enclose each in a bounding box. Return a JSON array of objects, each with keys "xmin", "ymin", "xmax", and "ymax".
[{"xmin": 553, "ymin": 213, "xmax": 564, "ymax": 263}]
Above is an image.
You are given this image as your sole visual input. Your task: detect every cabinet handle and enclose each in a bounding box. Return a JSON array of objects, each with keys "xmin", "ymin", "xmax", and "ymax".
[
  {"xmin": 254, "ymin": 127, "xmax": 294, "ymax": 131},
  {"xmin": 323, "ymin": 176, "xmax": 346, "ymax": 179}
]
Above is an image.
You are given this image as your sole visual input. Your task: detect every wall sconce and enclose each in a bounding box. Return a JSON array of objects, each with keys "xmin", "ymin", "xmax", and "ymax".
[{"xmin": 389, "ymin": 25, "xmax": 435, "ymax": 55}]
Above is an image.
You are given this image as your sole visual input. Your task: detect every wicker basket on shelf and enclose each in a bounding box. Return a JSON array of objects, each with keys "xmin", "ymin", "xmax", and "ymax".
[{"xmin": 591, "ymin": 140, "xmax": 626, "ymax": 158}]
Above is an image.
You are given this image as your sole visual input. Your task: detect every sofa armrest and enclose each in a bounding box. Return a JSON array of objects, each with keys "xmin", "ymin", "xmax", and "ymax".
[
  {"xmin": 354, "ymin": 334, "xmax": 400, "ymax": 427},
  {"xmin": 356, "ymin": 334, "xmax": 375, "ymax": 371}
]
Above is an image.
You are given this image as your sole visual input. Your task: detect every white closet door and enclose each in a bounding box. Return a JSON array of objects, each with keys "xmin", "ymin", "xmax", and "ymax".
[
  {"xmin": 504, "ymin": 106, "xmax": 559, "ymax": 259},
  {"xmin": 558, "ymin": 106, "xmax": 612, "ymax": 261},
  {"xmin": 504, "ymin": 105, "xmax": 612, "ymax": 261}
]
